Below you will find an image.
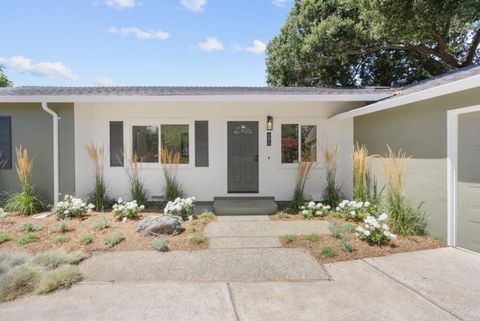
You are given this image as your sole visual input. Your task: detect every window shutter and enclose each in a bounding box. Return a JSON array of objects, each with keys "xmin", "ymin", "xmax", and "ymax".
[
  {"xmin": 0, "ymin": 116, "xmax": 12, "ymax": 169},
  {"xmin": 195, "ymin": 121, "xmax": 209, "ymax": 167},
  {"xmin": 109, "ymin": 121, "xmax": 124, "ymax": 167}
]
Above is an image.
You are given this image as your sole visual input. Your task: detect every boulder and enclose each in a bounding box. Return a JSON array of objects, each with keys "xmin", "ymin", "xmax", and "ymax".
[{"xmin": 137, "ymin": 215, "xmax": 183, "ymax": 236}]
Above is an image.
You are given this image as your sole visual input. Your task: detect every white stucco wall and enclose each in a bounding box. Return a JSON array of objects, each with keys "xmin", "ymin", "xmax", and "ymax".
[{"xmin": 74, "ymin": 100, "xmax": 358, "ymax": 202}]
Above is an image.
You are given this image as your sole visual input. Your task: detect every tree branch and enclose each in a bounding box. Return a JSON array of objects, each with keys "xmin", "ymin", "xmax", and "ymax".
[{"xmin": 464, "ymin": 28, "xmax": 480, "ymax": 65}]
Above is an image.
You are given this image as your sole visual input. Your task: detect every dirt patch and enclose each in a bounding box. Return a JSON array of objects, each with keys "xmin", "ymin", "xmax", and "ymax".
[{"xmin": 0, "ymin": 212, "xmax": 215, "ymax": 255}]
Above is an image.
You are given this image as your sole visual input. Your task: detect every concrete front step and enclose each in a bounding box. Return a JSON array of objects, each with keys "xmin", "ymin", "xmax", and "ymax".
[
  {"xmin": 80, "ymin": 249, "xmax": 329, "ymax": 282},
  {"xmin": 216, "ymin": 215, "xmax": 270, "ymax": 222},
  {"xmin": 213, "ymin": 197, "xmax": 278, "ymax": 216},
  {"xmin": 209, "ymin": 237, "xmax": 281, "ymax": 249}
]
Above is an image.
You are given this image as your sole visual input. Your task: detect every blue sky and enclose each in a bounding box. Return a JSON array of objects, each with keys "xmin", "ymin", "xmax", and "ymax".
[{"xmin": 0, "ymin": 0, "xmax": 294, "ymax": 87}]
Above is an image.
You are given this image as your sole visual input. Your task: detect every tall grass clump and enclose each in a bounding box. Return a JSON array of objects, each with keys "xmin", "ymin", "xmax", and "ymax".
[
  {"xmin": 383, "ymin": 146, "xmax": 427, "ymax": 236},
  {"xmin": 126, "ymin": 152, "xmax": 148, "ymax": 206},
  {"xmin": 288, "ymin": 154, "xmax": 316, "ymax": 212},
  {"xmin": 321, "ymin": 145, "xmax": 342, "ymax": 208},
  {"xmin": 86, "ymin": 144, "xmax": 111, "ymax": 211},
  {"xmin": 4, "ymin": 147, "xmax": 46, "ymax": 215},
  {"xmin": 353, "ymin": 143, "xmax": 381, "ymax": 203},
  {"xmin": 161, "ymin": 148, "xmax": 184, "ymax": 202}
]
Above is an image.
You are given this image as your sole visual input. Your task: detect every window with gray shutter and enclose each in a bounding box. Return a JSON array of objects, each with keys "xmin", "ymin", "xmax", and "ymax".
[
  {"xmin": 0, "ymin": 116, "xmax": 12, "ymax": 169},
  {"xmin": 110, "ymin": 121, "xmax": 124, "ymax": 167},
  {"xmin": 195, "ymin": 121, "xmax": 208, "ymax": 167}
]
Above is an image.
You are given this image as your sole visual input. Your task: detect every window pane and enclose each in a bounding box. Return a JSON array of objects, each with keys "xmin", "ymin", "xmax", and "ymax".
[
  {"xmin": 281, "ymin": 124, "xmax": 299, "ymax": 163},
  {"xmin": 132, "ymin": 126, "xmax": 159, "ymax": 163},
  {"xmin": 301, "ymin": 125, "xmax": 317, "ymax": 162},
  {"xmin": 161, "ymin": 125, "xmax": 189, "ymax": 164}
]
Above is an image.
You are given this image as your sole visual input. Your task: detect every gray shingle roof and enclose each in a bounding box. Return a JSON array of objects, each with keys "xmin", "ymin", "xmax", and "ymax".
[{"xmin": 0, "ymin": 86, "xmax": 393, "ymax": 96}]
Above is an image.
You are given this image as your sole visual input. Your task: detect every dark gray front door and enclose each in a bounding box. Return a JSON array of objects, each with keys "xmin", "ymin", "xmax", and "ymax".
[{"xmin": 228, "ymin": 121, "xmax": 259, "ymax": 193}]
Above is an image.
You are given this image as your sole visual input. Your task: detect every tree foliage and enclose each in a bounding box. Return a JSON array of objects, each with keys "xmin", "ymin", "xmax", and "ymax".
[
  {"xmin": 266, "ymin": 0, "xmax": 480, "ymax": 87},
  {"xmin": 0, "ymin": 65, "xmax": 13, "ymax": 87}
]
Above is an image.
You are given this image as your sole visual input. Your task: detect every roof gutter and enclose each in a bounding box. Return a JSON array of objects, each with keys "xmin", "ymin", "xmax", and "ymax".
[{"xmin": 41, "ymin": 102, "xmax": 60, "ymax": 205}]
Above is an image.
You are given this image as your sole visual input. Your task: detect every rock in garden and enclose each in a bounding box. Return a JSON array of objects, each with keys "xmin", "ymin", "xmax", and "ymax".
[{"xmin": 137, "ymin": 215, "xmax": 183, "ymax": 236}]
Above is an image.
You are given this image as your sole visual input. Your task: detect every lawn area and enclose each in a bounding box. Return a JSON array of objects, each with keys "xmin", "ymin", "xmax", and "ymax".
[{"xmin": 0, "ymin": 211, "xmax": 214, "ymax": 255}]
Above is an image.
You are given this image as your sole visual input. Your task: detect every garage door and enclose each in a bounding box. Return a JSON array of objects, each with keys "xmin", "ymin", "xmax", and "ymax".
[{"xmin": 457, "ymin": 111, "xmax": 480, "ymax": 252}]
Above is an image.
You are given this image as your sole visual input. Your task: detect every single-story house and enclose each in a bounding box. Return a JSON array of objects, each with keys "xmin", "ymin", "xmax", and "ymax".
[{"xmin": 0, "ymin": 64, "xmax": 479, "ymax": 252}]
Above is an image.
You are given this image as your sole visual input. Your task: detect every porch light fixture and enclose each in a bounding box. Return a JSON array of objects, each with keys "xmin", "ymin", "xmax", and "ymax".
[{"xmin": 267, "ymin": 116, "xmax": 273, "ymax": 131}]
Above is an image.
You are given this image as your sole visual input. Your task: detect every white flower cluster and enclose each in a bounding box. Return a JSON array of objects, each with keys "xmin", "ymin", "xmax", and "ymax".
[
  {"xmin": 0, "ymin": 208, "xmax": 4, "ymax": 216},
  {"xmin": 336, "ymin": 200, "xmax": 372, "ymax": 221},
  {"xmin": 356, "ymin": 213, "xmax": 397, "ymax": 244},
  {"xmin": 54, "ymin": 195, "xmax": 95, "ymax": 219},
  {"xmin": 112, "ymin": 198, "xmax": 145, "ymax": 221},
  {"xmin": 300, "ymin": 201, "xmax": 331, "ymax": 218},
  {"xmin": 164, "ymin": 197, "xmax": 196, "ymax": 220}
]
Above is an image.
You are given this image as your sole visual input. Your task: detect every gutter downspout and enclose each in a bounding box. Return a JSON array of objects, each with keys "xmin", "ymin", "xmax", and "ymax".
[{"xmin": 41, "ymin": 102, "xmax": 60, "ymax": 205}]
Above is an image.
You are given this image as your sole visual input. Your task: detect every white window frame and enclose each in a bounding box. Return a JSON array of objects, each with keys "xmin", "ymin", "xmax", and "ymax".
[{"xmin": 279, "ymin": 122, "xmax": 318, "ymax": 166}]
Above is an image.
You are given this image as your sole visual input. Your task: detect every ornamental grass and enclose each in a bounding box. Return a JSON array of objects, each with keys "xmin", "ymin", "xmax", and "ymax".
[
  {"xmin": 288, "ymin": 153, "xmax": 316, "ymax": 212},
  {"xmin": 126, "ymin": 152, "xmax": 148, "ymax": 206},
  {"xmin": 161, "ymin": 148, "xmax": 184, "ymax": 202},
  {"xmin": 86, "ymin": 144, "xmax": 111, "ymax": 211},
  {"xmin": 321, "ymin": 145, "xmax": 342, "ymax": 208}
]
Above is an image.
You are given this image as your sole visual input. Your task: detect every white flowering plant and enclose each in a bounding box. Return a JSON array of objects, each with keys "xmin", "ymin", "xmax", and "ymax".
[
  {"xmin": 164, "ymin": 197, "xmax": 195, "ymax": 220},
  {"xmin": 335, "ymin": 200, "xmax": 378, "ymax": 221},
  {"xmin": 54, "ymin": 195, "xmax": 95, "ymax": 219},
  {"xmin": 356, "ymin": 213, "xmax": 397, "ymax": 245},
  {"xmin": 300, "ymin": 201, "xmax": 331, "ymax": 219},
  {"xmin": 112, "ymin": 198, "xmax": 145, "ymax": 221},
  {"xmin": 0, "ymin": 208, "xmax": 4, "ymax": 217}
]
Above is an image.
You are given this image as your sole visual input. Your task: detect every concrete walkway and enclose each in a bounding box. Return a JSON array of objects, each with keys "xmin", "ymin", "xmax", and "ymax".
[{"xmin": 1, "ymin": 248, "xmax": 478, "ymax": 320}]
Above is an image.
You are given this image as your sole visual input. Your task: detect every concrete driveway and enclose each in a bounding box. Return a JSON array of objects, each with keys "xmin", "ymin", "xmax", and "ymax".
[{"xmin": 0, "ymin": 247, "xmax": 479, "ymax": 321}]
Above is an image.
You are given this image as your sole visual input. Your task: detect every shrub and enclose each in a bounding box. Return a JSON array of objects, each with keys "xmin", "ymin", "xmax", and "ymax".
[
  {"xmin": 54, "ymin": 195, "xmax": 94, "ymax": 220},
  {"xmin": 321, "ymin": 145, "xmax": 342, "ymax": 208},
  {"xmin": 33, "ymin": 250, "xmax": 87, "ymax": 269},
  {"xmin": 0, "ymin": 233, "xmax": 13, "ymax": 244},
  {"xmin": 86, "ymin": 144, "xmax": 112, "ymax": 212},
  {"xmin": 335, "ymin": 200, "xmax": 378, "ymax": 221},
  {"xmin": 92, "ymin": 216, "xmax": 109, "ymax": 230},
  {"xmin": 383, "ymin": 147, "xmax": 428, "ymax": 236},
  {"xmin": 3, "ymin": 147, "xmax": 46, "ymax": 215},
  {"xmin": 340, "ymin": 236, "xmax": 355, "ymax": 253},
  {"xmin": 79, "ymin": 234, "xmax": 93, "ymax": 245},
  {"xmin": 36, "ymin": 265, "xmax": 82, "ymax": 294},
  {"xmin": 161, "ymin": 149, "xmax": 184, "ymax": 202},
  {"xmin": 200, "ymin": 211, "xmax": 215, "ymax": 220},
  {"xmin": 153, "ymin": 237, "xmax": 169, "ymax": 252},
  {"xmin": 304, "ymin": 233, "xmax": 320, "ymax": 242},
  {"xmin": 164, "ymin": 197, "xmax": 195, "ymax": 220},
  {"xmin": 126, "ymin": 153, "xmax": 149, "ymax": 206},
  {"xmin": 189, "ymin": 235, "xmax": 205, "ymax": 245},
  {"xmin": 288, "ymin": 157, "xmax": 316, "ymax": 212},
  {"xmin": 356, "ymin": 214, "xmax": 397, "ymax": 245},
  {"xmin": 104, "ymin": 233, "xmax": 125, "ymax": 248},
  {"xmin": 19, "ymin": 221, "xmax": 43, "ymax": 232},
  {"xmin": 17, "ymin": 233, "xmax": 40, "ymax": 246},
  {"xmin": 277, "ymin": 211, "xmax": 291, "ymax": 219},
  {"xmin": 52, "ymin": 235, "xmax": 70, "ymax": 244},
  {"xmin": 0, "ymin": 265, "xmax": 40, "ymax": 302},
  {"xmin": 300, "ymin": 201, "xmax": 330, "ymax": 219},
  {"xmin": 112, "ymin": 198, "xmax": 145, "ymax": 221},
  {"xmin": 282, "ymin": 234, "xmax": 297, "ymax": 243},
  {"xmin": 51, "ymin": 220, "xmax": 70, "ymax": 233},
  {"xmin": 0, "ymin": 252, "xmax": 30, "ymax": 274},
  {"xmin": 321, "ymin": 245, "xmax": 337, "ymax": 258}
]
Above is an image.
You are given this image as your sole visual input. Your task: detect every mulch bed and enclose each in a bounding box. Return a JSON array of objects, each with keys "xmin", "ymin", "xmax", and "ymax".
[
  {"xmin": 0, "ymin": 211, "xmax": 214, "ymax": 255},
  {"xmin": 272, "ymin": 213, "xmax": 445, "ymax": 264}
]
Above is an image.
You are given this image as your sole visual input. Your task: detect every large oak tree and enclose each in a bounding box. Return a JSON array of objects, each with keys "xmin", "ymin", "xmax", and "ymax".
[{"xmin": 266, "ymin": 0, "xmax": 480, "ymax": 87}]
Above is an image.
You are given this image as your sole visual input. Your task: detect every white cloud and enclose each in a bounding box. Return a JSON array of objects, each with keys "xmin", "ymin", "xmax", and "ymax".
[
  {"xmin": 95, "ymin": 76, "xmax": 115, "ymax": 86},
  {"xmin": 181, "ymin": 0, "xmax": 206, "ymax": 12},
  {"xmin": 245, "ymin": 40, "xmax": 267, "ymax": 54},
  {"xmin": 0, "ymin": 55, "xmax": 78, "ymax": 81},
  {"xmin": 272, "ymin": 0, "xmax": 290, "ymax": 7},
  {"xmin": 105, "ymin": 0, "xmax": 136, "ymax": 9},
  {"xmin": 109, "ymin": 27, "xmax": 170, "ymax": 40},
  {"xmin": 198, "ymin": 37, "xmax": 224, "ymax": 52}
]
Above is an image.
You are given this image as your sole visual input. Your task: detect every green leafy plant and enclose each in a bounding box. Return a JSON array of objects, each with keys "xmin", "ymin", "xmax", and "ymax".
[
  {"xmin": 17, "ymin": 233, "xmax": 40, "ymax": 246},
  {"xmin": 383, "ymin": 146, "xmax": 428, "ymax": 236},
  {"xmin": 192, "ymin": 219, "xmax": 204, "ymax": 225},
  {"xmin": 153, "ymin": 236, "xmax": 169, "ymax": 252},
  {"xmin": 0, "ymin": 233, "xmax": 13, "ymax": 244},
  {"xmin": 19, "ymin": 222, "xmax": 43, "ymax": 232},
  {"xmin": 51, "ymin": 220, "xmax": 70, "ymax": 234},
  {"xmin": 189, "ymin": 235, "xmax": 205, "ymax": 245},
  {"xmin": 282, "ymin": 234, "xmax": 297, "ymax": 243},
  {"xmin": 161, "ymin": 149, "xmax": 184, "ymax": 202},
  {"xmin": 4, "ymin": 147, "xmax": 46, "ymax": 215},
  {"xmin": 126, "ymin": 153, "xmax": 149, "ymax": 206},
  {"xmin": 304, "ymin": 233, "xmax": 320, "ymax": 242},
  {"xmin": 340, "ymin": 236, "xmax": 355, "ymax": 253},
  {"xmin": 164, "ymin": 197, "xmax": 195, "ymax": 220},
  {"xmin": 321, "ymin": 145, "xmax": 342, "ymax": 208},
  {"xmin": 328, "ymin": 224, "xmax": 344, "ymax": 239},
  {"xmin": 112, "ymin": 198, "xmax": 145, "ymax": 221},
  {"xmin": 356, "ymin": 214, "xmax": 397, "ymax": 245},
  {"xmin": 86, "ymin": 144, "xmax": 112, "ymax": 212},
  {"xmin": 321, "ymin": 245, "xmax": 337, "ymax": 258},
  {"xmin": 104, "ymin": 233, "xmax": 125, "ymax": 248},
  {"xmin": 52, "ymin": 235, "xmax": 70, "ymax": 244},
  {"xmin": 79, "ymin": 234, "xmax": 93, "ymax": 245},
  {"xmin": 92, "ymin": 216, "xmax": 109, "ymax": 230},
  {"xmin": 200, "ymin": 211, "xmax": 215, "ymax": 220},
  {"xmin": 277, "ymin": 211, "xmax": 291, "ymax": 219}
]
